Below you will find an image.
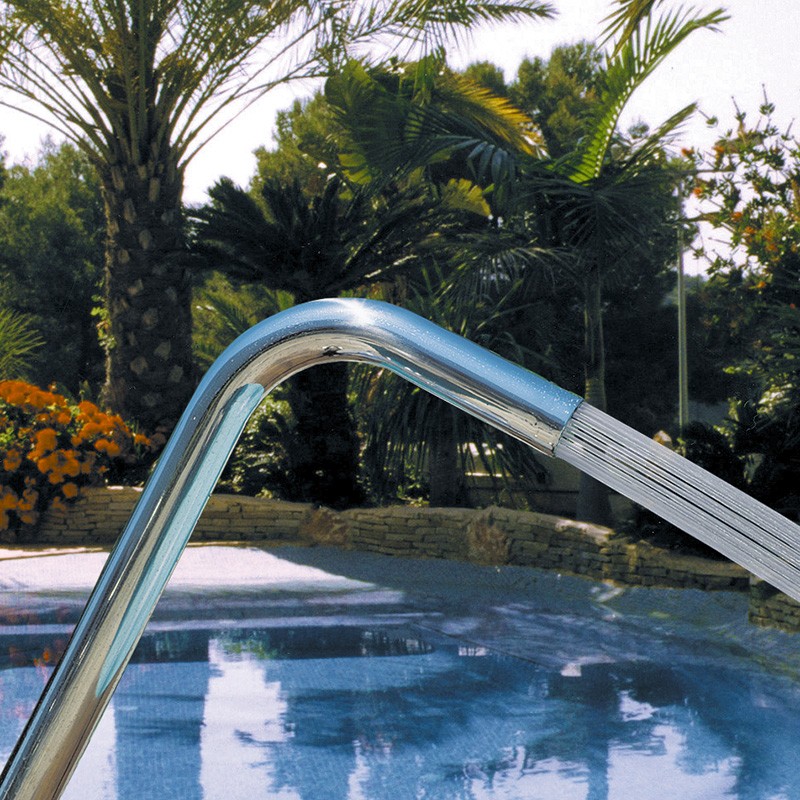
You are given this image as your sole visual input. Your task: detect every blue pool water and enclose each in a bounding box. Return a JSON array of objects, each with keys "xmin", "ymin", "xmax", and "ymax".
[{"xmin": 2, "ymin": 546, "xmax": 800, "ymax": 799}]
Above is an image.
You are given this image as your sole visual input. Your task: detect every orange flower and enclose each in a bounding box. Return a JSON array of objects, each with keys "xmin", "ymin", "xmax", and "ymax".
[
  {"xmin": 3, "ymin": 450, "xmax": 21, "ymax": 472},
  {"xmin": 33, "ymin": 428, "xmax": 58, "ymax": 454},
  {"xmin": 37, "ymin": 453, "xmax": 60, "ymax": 475},
  {"xmin": 61, "ymin": 454, "xmax": 80, "ymax": 478},
  {"xmin": 76, "ymin": 400, "xmax": 100, "ymax": 422},
  {"xmin": 18, "ymin": 510, "xmax": 38, "ymax": 526},
  {"xmin": 94, "ymin": 438, "xmax": 121, "ymax": 457},
  {"xmin": 0, "ymin": 487, "xmax": 18, "ymax": 510},
  {"xmin": 81, "ymin": 421, "xmax": 104, "ymax": 438},
  {"xmin": 61, "ymin": 482, "xmax": 79, "ymax": 499},
  {"xmin": 18, "ymin": 488, "xmax": 38, "ymax": 511}
]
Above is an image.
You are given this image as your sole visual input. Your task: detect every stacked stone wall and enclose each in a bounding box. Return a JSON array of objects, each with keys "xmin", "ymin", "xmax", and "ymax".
[
  {"xmin": 748, "ymin": 579, "xmax": 800, "ymax": 632},
  {"xmin": 27, "ymin": 486, "xmax": 798, "ymax": 631}
]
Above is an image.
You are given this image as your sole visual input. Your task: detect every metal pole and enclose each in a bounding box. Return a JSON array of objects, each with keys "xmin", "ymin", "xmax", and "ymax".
[
  {"xmin": 0, "ymin": 298, "xmax": 582, "ymax": 800},
  {"xmin": 677, "ymin": 227, "xmax": 690, "ymax": 433}
]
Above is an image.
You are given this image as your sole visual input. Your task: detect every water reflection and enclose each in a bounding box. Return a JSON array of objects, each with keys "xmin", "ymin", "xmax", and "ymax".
[{"xmin": 2, "ymin": 625, "xmax": 799, "ymax": 799}]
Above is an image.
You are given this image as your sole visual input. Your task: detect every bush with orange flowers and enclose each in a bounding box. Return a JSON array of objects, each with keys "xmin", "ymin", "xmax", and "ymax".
[{"xmin": 0, "ymin": 381, "xmax": 153, "ymax": 534}]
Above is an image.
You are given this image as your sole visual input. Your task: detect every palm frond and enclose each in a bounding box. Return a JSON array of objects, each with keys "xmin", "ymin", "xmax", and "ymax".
[
  {"xmin": 601, "ymin": 1, "xmax": 727, "ymax": 54},
  {"xmin": 327, "ymin": 59, "xmax": 536, "ymax": 189},
  {"xmin": 618, "ymin": 101, "xmax": 696, "ymax": 174},
  {"xmin": 0, "ymin": 307, "xmax": 44, "ymax": 380},
  {"xmin": 566, "ymin": 5, "xmax": 727, "ymax": 183}
]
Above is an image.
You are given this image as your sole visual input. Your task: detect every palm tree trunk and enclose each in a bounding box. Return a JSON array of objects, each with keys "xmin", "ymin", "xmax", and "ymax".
[
  {"xmin": 99, "ymin": 153, "xmax": 195, "ymax": 436},
  {"xmin": 576, "ymin": 264, "xmax": 614, "ymax": 526},
  {"xmin": 429, "ymin": 409, "xmax": 467, "ymax": 507},
  {"xmin": 286, "ymin": 362, "xmax": 364, "ymax": 509}
]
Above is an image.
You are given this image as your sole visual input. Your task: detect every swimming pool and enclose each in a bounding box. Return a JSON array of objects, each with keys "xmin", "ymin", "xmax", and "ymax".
[{"xmin": 2, "ymin": 545, "xmax": 800, "ymax": 799}]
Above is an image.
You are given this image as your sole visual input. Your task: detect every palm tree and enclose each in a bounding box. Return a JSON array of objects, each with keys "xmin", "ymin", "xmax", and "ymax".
[
  {"xmin": 518, "ymin": 6, "xmax": 726, "ymax": 523},
  {"xmin": 0, "ymin": 0, "xmax": 554, "ymax": 435},
  {"xmin": 191, "ymin": 175, "xmax": 443, "ymax": 506},
  {"xmin": 321, "ymin": 58, "xmax": 559, "ymax": 506},
  {"xmin": 325, "ymin": 56, "xmax": 543, "ymax": 195},
  {"xmin": 326, "ymin": 7, "xmax": 725, "ymax": 521}
]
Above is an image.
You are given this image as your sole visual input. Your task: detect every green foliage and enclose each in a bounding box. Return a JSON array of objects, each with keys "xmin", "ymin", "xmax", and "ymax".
[
  {"xmin": 507, "ymin": 42, "xmax": 604, "ymax": 158},
  {"xmin": 461, "ymin": 61, "xmax": 509, "ymax": 98},
  {"xmin": 688, "ymin": 100, "xmax": 800, "ymax": 521},
  {"xmin": 1, "ymin": 0, "xmax": 554, "ymax": 432},
  {"xmin": 0, "ymin": 140, "xmax": 104, "ymax": 394},
  {"xmin": 192, "ymin": 174, "xmax": 438, "ymax": 303},
  {"xmin": 357, "ymin": 266, "xmax": 549, "ymax": 506},
  {"xmin": 0, "ymin": 0, "xmax": 555, "ymax": 165},
  {"xmin": 565, "ymin": 6, "xmax": 725, "ymax": 184},
  {"xmin": 325, "ymin": 57, "xmax": 540, "ymax": 192},
  {"xmin": 252, "ymin": 94, "xmax": 342, "ymax": 196},
  {"xmin": 217, "ymin": 394, "xmax": 295, "ymax": 498},
  {"xmin": 191, "ymin": 274, "xmax": 297, "ymax": 498},
  {"xmin": 193, "ymin": 272, "xmax": 287, "ymax": 369},
  {"xmin": 191, "ymin": 173, "xmax": 441, "ymax": 506}
]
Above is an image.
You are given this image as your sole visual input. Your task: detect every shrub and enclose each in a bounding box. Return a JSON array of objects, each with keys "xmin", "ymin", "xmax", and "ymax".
[{"xmin": 0, "ymin": 380, "xmax": 152, "ymax": 533}]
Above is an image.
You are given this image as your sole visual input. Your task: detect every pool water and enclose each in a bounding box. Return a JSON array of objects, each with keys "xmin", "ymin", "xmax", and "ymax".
[{"xmin": 2, "ymin": 546, "xmax": 800, "ymax": 799}]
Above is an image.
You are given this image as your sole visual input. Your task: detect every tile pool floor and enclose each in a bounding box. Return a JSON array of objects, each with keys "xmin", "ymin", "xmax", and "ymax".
[{"xmin": 2, "ymin": 544, "xmax": 800, "ymax": 799}]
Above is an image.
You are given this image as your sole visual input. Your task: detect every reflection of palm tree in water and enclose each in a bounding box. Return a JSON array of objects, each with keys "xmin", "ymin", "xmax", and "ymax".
[
  {"xmin": 48, "ymin": 626, "xmax": 800, "ymax": 799},
  {"xmin": 536, "ymin": 665, "xmax": 630, "ymax": 800}
]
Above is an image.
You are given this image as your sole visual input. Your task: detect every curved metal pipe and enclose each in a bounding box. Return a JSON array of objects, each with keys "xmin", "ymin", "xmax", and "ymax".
[{"xmin": 0, "ymin": 298, "xmax": 582, "ymax": 800}]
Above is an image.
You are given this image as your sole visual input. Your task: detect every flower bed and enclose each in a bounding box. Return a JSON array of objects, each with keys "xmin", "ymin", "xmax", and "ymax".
[{"xmin": 0, "ymin": 381, "xmax": 151, "ymax": 535}]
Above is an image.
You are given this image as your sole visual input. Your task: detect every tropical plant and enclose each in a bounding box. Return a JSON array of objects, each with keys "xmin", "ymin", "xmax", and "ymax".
[
  {"xmin": 325, "ymin": 56, "xmax": 542, "ymax": 195},
  {"xmin": 504, "ymin": 42, "xmax": 605, "ymax": 158},
  {"xmin": 316, "ymin": 59, "xmax": 558, "ymax": 506},
  {"xmin": 0, "ymin": 0, "xmax": 554, "ymax": 436},
  {"xmin": 0, "ymin": 380, "xmax": 152, "ymax": 535},
  {"xmin": 191, "ymin": 174, "xmax": 446, "ymax": 506},
  {"xmin": 325, "ymin": 11, "xmax": 723, "ymax": 522}
]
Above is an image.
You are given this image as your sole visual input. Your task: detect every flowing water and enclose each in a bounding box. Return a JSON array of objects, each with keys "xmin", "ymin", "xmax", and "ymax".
[{"xmin": 557, "ymin": 403, "xmax": 800, "ymax": 602}]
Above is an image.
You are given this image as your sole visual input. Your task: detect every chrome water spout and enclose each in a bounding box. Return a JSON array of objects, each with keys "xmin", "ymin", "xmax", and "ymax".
[{"xmin": 2, "ymin": 298, "xmax": 800, "ymax": 800}]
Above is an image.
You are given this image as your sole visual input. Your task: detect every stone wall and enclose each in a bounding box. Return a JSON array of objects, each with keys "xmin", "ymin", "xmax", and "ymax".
[
  {"xmin": 33, "ymin": 487, "xmax": 749, "ymax": 594},
  {"xmin": 36, "ymin": 487, "xmax": 311, "ymax": 545},
  {"xmin": 748, "ymin": 579, "xmax": 800, "ymax": 632}
]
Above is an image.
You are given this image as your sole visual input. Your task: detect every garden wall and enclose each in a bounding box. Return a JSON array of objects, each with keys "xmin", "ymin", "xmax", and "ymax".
[{"xmin": 30, "ymin": 486, "xmax": 799, "ymax": 631}]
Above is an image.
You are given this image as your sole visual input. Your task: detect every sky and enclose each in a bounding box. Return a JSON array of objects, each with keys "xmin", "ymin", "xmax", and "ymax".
[{"xmin": 1, "ymin": 0, "xmax": 798, "ymax": 248}]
